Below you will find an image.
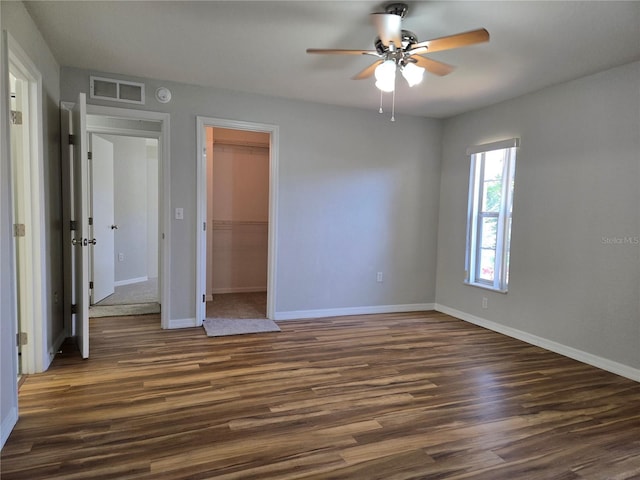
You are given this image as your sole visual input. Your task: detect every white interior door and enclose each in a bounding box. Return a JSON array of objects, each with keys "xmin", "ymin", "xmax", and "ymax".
[
  {"xmin": 72, "ymin": 93, "xmax": 89, "ymax": 359},
  {"xmin": 90, "ymin": 134, "xmax": 115, "ymax": 304}
]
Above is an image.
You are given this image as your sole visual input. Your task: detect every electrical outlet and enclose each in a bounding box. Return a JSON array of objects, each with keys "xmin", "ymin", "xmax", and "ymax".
[
  {"xmin": 377, "ymin": 272, "xmax": 383, "ymax": 283},
  {"xmin": 175, "ymin": 207, "xmax": 184, "ymax": 220},
  {"xmin": 118, "ymin": 253, "xmax": 124, "ymax": 262},
  {"xmin": 482, "ymin": 297, "xmax": 488, "ymax": 309}
]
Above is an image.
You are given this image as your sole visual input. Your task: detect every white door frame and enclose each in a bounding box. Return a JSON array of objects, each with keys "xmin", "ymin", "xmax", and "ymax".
[
  {"xmin": 85, "ymin": 105, "xmax": 171, "ymax": 329},
  {"xmin": 7, "ymin": 34, "xmax": 48, "ymax": 374},
  {"xmin": 195, "ymin": 117, "xmax": 279, "ymax": 324}
]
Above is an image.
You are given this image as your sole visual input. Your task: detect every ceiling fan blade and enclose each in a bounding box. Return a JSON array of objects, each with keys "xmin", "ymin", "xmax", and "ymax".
[
  {"xmin": 352, "ymin": 60, "xmax": 383, "ymax": 80},
  {"xmin": 306, "ymin": 48, "xmax": 378, "ymax": 56},
  {"xmin": 409, "ymin": 28, "xmax": 489, "ymax": 54},
  {"xmin": 410, "ymin": 55, "xmax": 456, "ymax": 76},
  {"xmin": 371, "ymin": 13, "xmax": 402, "ymax": 47}
]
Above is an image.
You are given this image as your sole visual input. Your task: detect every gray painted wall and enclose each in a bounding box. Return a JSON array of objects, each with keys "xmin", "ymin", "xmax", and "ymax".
[
  {"xmin": 61, "ymin": 66, "xmax": 443, "ymax": 320},
  {"xmin": 1, "ymin": 0, "xmax": 62, "ymax": 446},
  {"xmin": 436, "ymin": 61, "xmax": 640, "ymax": 370}
]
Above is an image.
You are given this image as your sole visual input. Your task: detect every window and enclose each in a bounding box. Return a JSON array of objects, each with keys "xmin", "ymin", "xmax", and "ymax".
[{"xmin": 465, "ymin": 138, "xmax": 519, "ymax": 292}]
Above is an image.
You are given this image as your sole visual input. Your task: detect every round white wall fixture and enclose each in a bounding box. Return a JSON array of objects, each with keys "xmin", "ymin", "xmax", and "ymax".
[{"xmin": 155, "ymin": 87, "xmax": 172, "ymax": 103}]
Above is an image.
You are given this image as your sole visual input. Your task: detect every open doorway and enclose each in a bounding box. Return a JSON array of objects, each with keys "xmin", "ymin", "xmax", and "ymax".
[
  {"xmin": 196, "ymin": 117, "xmax": 279, "ymax": 325},
  {"xmin": 61, "ymin": 102, "xmax": 171, "ymax": 355},
  {"xmin": 87, "ymin": 133, "xmax": 160, "ymax": 318},
  {"xmin": 205, "ymin": 127, "xmax": 269, "ymax": 319}
]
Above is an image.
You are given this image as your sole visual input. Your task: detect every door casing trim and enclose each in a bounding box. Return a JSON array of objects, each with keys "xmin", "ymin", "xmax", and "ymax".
[
  {"xmin": 86, "ymin": 105, "xmax": 171, "ymax": 329},
  {"xmin": 8, "ymin": 33, "xmax": 47, "ymax": 374}
]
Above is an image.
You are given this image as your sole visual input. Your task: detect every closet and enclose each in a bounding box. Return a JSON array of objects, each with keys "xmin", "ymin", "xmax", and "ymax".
[{"xmin": 206, "ymin": 127, "xmax": 270, "ymax": 298}]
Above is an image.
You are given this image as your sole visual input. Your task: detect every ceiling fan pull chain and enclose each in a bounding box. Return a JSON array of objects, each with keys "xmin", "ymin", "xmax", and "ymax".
[
  {"xmin": 379, "ymin": 89, "xmax": 384, "ymax": 114},
  {"xmin": 391, "ymin": 88, "xmax": 396, "ymax": 122}
]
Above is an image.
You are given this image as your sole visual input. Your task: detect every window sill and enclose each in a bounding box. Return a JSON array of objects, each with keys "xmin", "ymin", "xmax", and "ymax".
[{"xmin": 464, "ymin": 281, "xmax": 508, "ymax": 294}]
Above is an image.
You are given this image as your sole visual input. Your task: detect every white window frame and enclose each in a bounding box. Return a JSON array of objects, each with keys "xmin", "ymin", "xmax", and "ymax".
[{"xmin": 465, "ymin": 138, "xmax": 519, "ymax": 292}]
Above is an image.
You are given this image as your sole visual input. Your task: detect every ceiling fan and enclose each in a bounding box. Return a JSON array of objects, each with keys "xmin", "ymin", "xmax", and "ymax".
[{"xmin": 306, "ymin": 2, "xmax": 489, "ymax": 118}]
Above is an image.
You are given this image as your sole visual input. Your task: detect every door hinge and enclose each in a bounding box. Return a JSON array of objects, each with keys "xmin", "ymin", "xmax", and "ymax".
[
  {"xmin": 16, "ymin": 332, "xmax": 28, "ymax": 347},
  {"xmin": 70, "ymin": 220, "xmax": 77, "ymax": 231},
  {"xmin": 71, "ymin": 304, "xmax": 78, "ymax": 314},
  {"xmin": 88, "ymin": 217, "xmax": 93, "ymax": 226},
  {"xmin": 13, "ymin": 224, "xmax": 26, "ymax": 237},
  {"xmin": 203, "ymin": 222, "xmax": 206, "ymax": 231},
  {"xmin": 87, "ymin": 151, "xmax": 92, "ymax": 160},
  {"xmin": 203, "ymin": 294, "xmax": 206, "ymax": 303},
  {"xmin": 89, "ymin": 281, "xmax": 94, "ymax": 290},
  {"xmin": 69, "ymin": 134, "xmax": 76, "ymax": 145},
  {"xmin": 10, "ymin": 110, "xmax": 23, "ymax": 125}
]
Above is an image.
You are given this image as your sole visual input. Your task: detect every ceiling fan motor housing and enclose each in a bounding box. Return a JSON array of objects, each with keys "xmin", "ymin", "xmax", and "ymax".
[
  {"xmin": 375, "ymin": 30, "xmax": 419, "ymax": 56},
  {"xmin": 385, "ymin": 2, "xmax": 408, "ymax": 18}
]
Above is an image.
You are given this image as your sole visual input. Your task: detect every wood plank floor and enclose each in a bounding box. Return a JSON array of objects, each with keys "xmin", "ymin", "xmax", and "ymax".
[{"xmin": 2, "ymin": 311, "xmax": 640, "ymax": 479}]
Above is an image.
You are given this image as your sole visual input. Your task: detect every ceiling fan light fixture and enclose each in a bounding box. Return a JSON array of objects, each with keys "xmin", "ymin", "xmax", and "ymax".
[
  {"xmin": 401, "ymin": 62, "xmax": 425, "ymax": 87},
  {"xmin": 375, "ymin": 78, "xmax": 396, "ymax": 92},
  {"xmin": 375, "ymin": 59, "xmax": 397, "ymax": 92},
  {"xmin": 306, "ymin": 3, "xmax": 490, "ymax": 117}
]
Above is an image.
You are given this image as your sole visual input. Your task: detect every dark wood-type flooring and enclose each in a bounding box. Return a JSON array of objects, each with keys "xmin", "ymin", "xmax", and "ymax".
[{"xmin": 2, "ymin": 311, "xmax": 640, "ymax": 479}]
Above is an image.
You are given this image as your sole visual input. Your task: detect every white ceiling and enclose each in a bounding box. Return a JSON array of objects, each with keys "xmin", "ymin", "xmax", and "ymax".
[{"xmin": 24, "ymin": 1, "xmax": 640, "ymax": 118}]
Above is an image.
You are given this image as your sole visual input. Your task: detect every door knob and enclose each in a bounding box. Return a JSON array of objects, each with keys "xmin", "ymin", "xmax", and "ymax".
[
  {"xmin": 72, "ymin": 238, "xmax": 95, "ymax": 246},
  {"xmin": 110, "ymin": 224, "xmax": 119, "ymax": 230}
]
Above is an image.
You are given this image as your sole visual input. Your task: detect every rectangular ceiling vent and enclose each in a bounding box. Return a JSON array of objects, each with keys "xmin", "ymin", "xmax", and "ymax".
[{"xmin": 90, "ymin": 76, "xmax": 145, "ymax": 105}]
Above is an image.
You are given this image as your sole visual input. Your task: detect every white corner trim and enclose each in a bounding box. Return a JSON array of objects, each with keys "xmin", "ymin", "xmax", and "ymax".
[
  {"xmin": 274, "ymin": 303, "xmax": 435, "ymax": 321},
  {"xmin": 114, "ymin": 276, "xmax": 148, "ymax": 287},
  {"xmin": 435, "ymin": 303, "xmax": 640, "ymax": 383},
  {"xmin": 167, "ymin": 317, "xmax": 198, "ymax": 329},
  {"xmin": 1, "ymin": 407, "xmax": 18, "ymax": 449}
]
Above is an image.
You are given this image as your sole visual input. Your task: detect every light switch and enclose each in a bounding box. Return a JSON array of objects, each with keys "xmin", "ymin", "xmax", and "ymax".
[{"xmin": 175, "ymin": 207, "xmax": 184, "ymax": 220}]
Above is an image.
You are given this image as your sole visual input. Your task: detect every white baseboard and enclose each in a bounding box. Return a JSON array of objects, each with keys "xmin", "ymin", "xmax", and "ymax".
[
  {"xmin": 274, "ymin": 303, "xmax": 435, "ymax": 321},
  {"xmin": 210, "ymin": 287, "xmax": 267, "ymax": 295},
  {"xmin": 435, "ymin": 303, "xmax": 640, "ymax": 383},
  {"xmin": 1, "ymin": 406, "xmax": 18, "ymax": 450},
  {"xmin": 168, "ymin": 317, "xmax": 198, "ymax": 329},
  {"xmin": 114, "ymin": 276, "xmax": 148, "ymax": 287}
]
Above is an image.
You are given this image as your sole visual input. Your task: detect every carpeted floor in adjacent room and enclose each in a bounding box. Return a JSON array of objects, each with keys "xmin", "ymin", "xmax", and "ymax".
[
  {"xmin": 90, "ymin": 278, "xmax": 160, "ymax": 318},
  {"xmin": 206, "ymin": 292, "xmax": 267, "ymax": 319}
]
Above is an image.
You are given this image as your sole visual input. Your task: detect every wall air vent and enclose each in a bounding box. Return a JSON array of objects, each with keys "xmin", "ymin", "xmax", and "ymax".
[{"xmin": 90, "ymin": 76, "xmax": 145, "ymax": 105}]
